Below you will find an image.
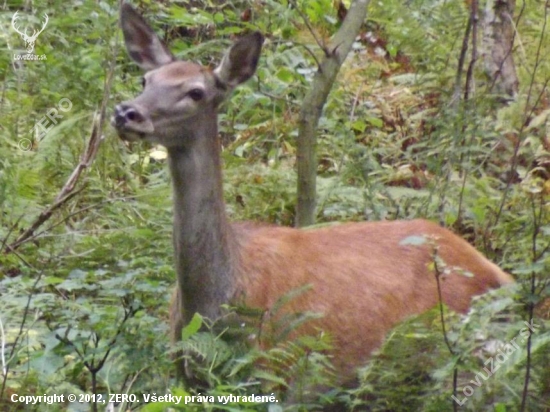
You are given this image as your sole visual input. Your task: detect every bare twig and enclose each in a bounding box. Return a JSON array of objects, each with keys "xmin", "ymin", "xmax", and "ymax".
[
  {"xmin": 116, "ymin": 367, "xmax": 147, "ymax": 411},
  {"xmin": 288, "ymin": 0, "xmax": 328, "ymax": 55},
  {"xmin": 0, "ymin": 213, "xmax": 27, "ymax": 254},
  {"xmin": 31, "ymin": 200, "xmax": 112, "ymax": 240},
  {"xmin": 464, "ymin": 0, "xmax": 479, "ymax": 101},
  {"xmin": 349, "ymin": 83, "xmax": 363, "ymax": 121},
  {"xmin": 53, "ymin": 302, "xmax": 139, "ymax": 412},
  {"xmin": 432, "ymin": 248, "xmax": 458, "ymax": 412},
  {"xmin": 520, "ymin": 194, "xmax": 546, "ymax": 411},
  {"xmin": 451, "ymin": 10, "xmax": 472, "ymax": 106},
  {"xmin": 6, "ymin": 132, "xmax": 100, "ymax": 251},
  {"xmin": 293, "ymin": 41, "xmax": 323, "ymax": 69},
  {"xmin": 5, "ymin": 37, "xmax": 119, "ymax": 252}
]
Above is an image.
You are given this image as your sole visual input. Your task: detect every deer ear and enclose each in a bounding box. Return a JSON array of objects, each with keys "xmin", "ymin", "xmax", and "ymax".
[
  {"xmin": 120, "ymin": 3, "xmax": 174, "ymax": 71},
  {"xmin": 214, "ymin": 32, "xmax": 263, "ymax": 89}
]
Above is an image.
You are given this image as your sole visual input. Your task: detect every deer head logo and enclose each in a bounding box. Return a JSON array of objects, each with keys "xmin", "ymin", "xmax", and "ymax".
[{"xmin": 11, "ymin": 11, "xmax": 49, "ymax": 54}]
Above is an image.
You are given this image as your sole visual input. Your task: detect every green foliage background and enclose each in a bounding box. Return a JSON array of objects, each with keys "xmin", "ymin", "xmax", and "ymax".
[{"xmin": 0, "ymin": 0, "xmax": 548, "ymax": 411}]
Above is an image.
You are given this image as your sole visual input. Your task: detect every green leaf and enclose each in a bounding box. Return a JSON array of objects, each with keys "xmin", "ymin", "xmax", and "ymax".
[
  {"xmin": 182, "ymin": 312, "xmax": 203, "ymax": 340},
  {"xmin": 366, "ymin": 116, "xmax": 384, "ymax": 128},
  {"xmin": 276, "ymin": 67, "xmax": 295, "ymax": 83},
  {"xmin": 252, "ymin": 369, "xmax": 288, "ymax": 387},
  {"xmin": 29, "ymin": 351, "xmax": 64, "ymax": 377},
  {"xmin": 494, "ymin": 404, "xmax": 507, "ymax": 412},
  {"xmin": 43, "ymin": 276, "xmax": 64, "ymax": 285},
  {"xmin": 387, "ymin": 44, "xmax": 398, "ymax": 58},
  {"xmin": 351, "ymin": 120, "xmax": 367, "ymax": 132}
]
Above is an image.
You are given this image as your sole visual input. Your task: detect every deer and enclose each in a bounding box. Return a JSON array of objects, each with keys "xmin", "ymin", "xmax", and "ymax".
[
  {"xmin": 11, "ymin": 11, "xmax": 48, "ymax": 54},
  {"xmin": 112, "ymin": 3, "xmax": 514, "ymax": 385}
]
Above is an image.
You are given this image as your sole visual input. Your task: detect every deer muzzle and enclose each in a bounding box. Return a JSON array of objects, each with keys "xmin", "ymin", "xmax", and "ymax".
[{"xmin": 112, "ymin": 103, "xmax": 154, "ymax": 141}]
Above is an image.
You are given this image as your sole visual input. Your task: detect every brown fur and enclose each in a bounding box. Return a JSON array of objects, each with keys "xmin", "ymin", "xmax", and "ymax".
[{"xmin": 171, "ymin": 219, "xmax": 513, "ymax": 380}]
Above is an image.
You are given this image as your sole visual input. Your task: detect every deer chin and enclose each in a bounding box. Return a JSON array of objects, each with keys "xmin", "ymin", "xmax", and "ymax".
[
  {"xmin": 117, "ymin": 130, "xmax": 147, "ymax": 142},
  {"xmin": 111, "ymin": 117, "xmax": 154, "ymax": 142}
]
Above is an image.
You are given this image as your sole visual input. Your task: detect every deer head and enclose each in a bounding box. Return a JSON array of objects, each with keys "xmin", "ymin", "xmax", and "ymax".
[
  {"xmin": 12, "ymin": 11, "xmax": 49, "ymax": 54},
  {"xmin": 112, "ymin": 3, "xmax": 262, "ymax": 149}
]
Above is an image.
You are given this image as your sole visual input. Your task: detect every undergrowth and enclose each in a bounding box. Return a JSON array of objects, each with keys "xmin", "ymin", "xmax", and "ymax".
[{"xmin": 0, "ymin": 0, "xmax": 548, "ymax": 411}]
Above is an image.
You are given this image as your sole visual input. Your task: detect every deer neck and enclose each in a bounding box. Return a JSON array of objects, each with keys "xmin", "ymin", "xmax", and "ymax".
[{"xmin": 167, "ymin": 117, "xmax": 237, "ymax": 323}]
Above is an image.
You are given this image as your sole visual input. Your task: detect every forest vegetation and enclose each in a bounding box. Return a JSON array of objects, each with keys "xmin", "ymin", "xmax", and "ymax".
[{"xmin": 0, "ymin": 0, "xmax": 549, "ymax": 411}]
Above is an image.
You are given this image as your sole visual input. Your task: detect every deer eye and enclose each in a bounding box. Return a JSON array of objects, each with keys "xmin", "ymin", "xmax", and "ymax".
[
  {"xmin": 141, "ymin": 77, "xmax": 146, "ymax": 88},
  {"xmin": 188, "ymin": 88, "xmax": 204, "ymax": 101}
]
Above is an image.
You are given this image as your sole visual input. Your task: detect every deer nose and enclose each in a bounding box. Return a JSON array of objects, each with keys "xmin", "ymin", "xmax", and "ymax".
[{"xmin": 113, "ymin": 104, "xmax": 146, "ymax": 128}]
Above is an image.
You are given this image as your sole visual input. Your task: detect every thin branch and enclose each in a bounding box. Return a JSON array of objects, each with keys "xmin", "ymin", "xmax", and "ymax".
[
  {"xmin": 288, "ymin": 0, "xmax": 327, "ymax": 55},
  {"xmin": 349, "ymin": 83, "xmax": 363, "ymax": 121},
  {"xmin": 464, "ymin": 0, "xmax": 479, "ymax": 101},
  {"xmin": 5, "ymin": 147, "xmax": 94, "ymax": 251},
  {"xmin": 0, "ymin": 214, "xmax": 36, "ymax": 269},
  {"xmin": 0, "ymin": 213, "xmax": 26, "ymax": 253},
  {"xmin": 432, "ymin": 250, "xmax": 458, "ymax": 412},
  {"xmin": 520, "ymin": 193, "xmax": 545, "ymax": 411},
  {"xmin": 116, "ymin": 367, "xmax": 147, "ymax": 411},
  {"xmin": 5, "ymin": 35, "xmax": 120, "ymax": 252},
  {"xmin": 451, "ymin": 10, "xmax": 472, "ymax": 106},
  {"xmin": 292, "ymin": 41, "xmax": 323, "ymax": 68},
  {"xmin": 53, "ymin": 302, "xmax": 138, "ymax": 377},
  {"xmin": 433, "ymin": 254, "xmax": 456, "ymax": 357},
  {"xmin": 523, "ymin": 77, "xmax": 550, "ymax": 127},
  {"xmin": 32, "ymin": 200, "xmax": 112, "ymax": 241}
]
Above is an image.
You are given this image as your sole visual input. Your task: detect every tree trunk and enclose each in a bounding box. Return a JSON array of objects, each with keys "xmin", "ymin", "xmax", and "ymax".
[
  {"xmin": 296, "ymin": 0, "xmax": 370, "ymax": 227},
  {"xmin": 481, "ymin": 0, "xmax": 518, "ymax": 98}
]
